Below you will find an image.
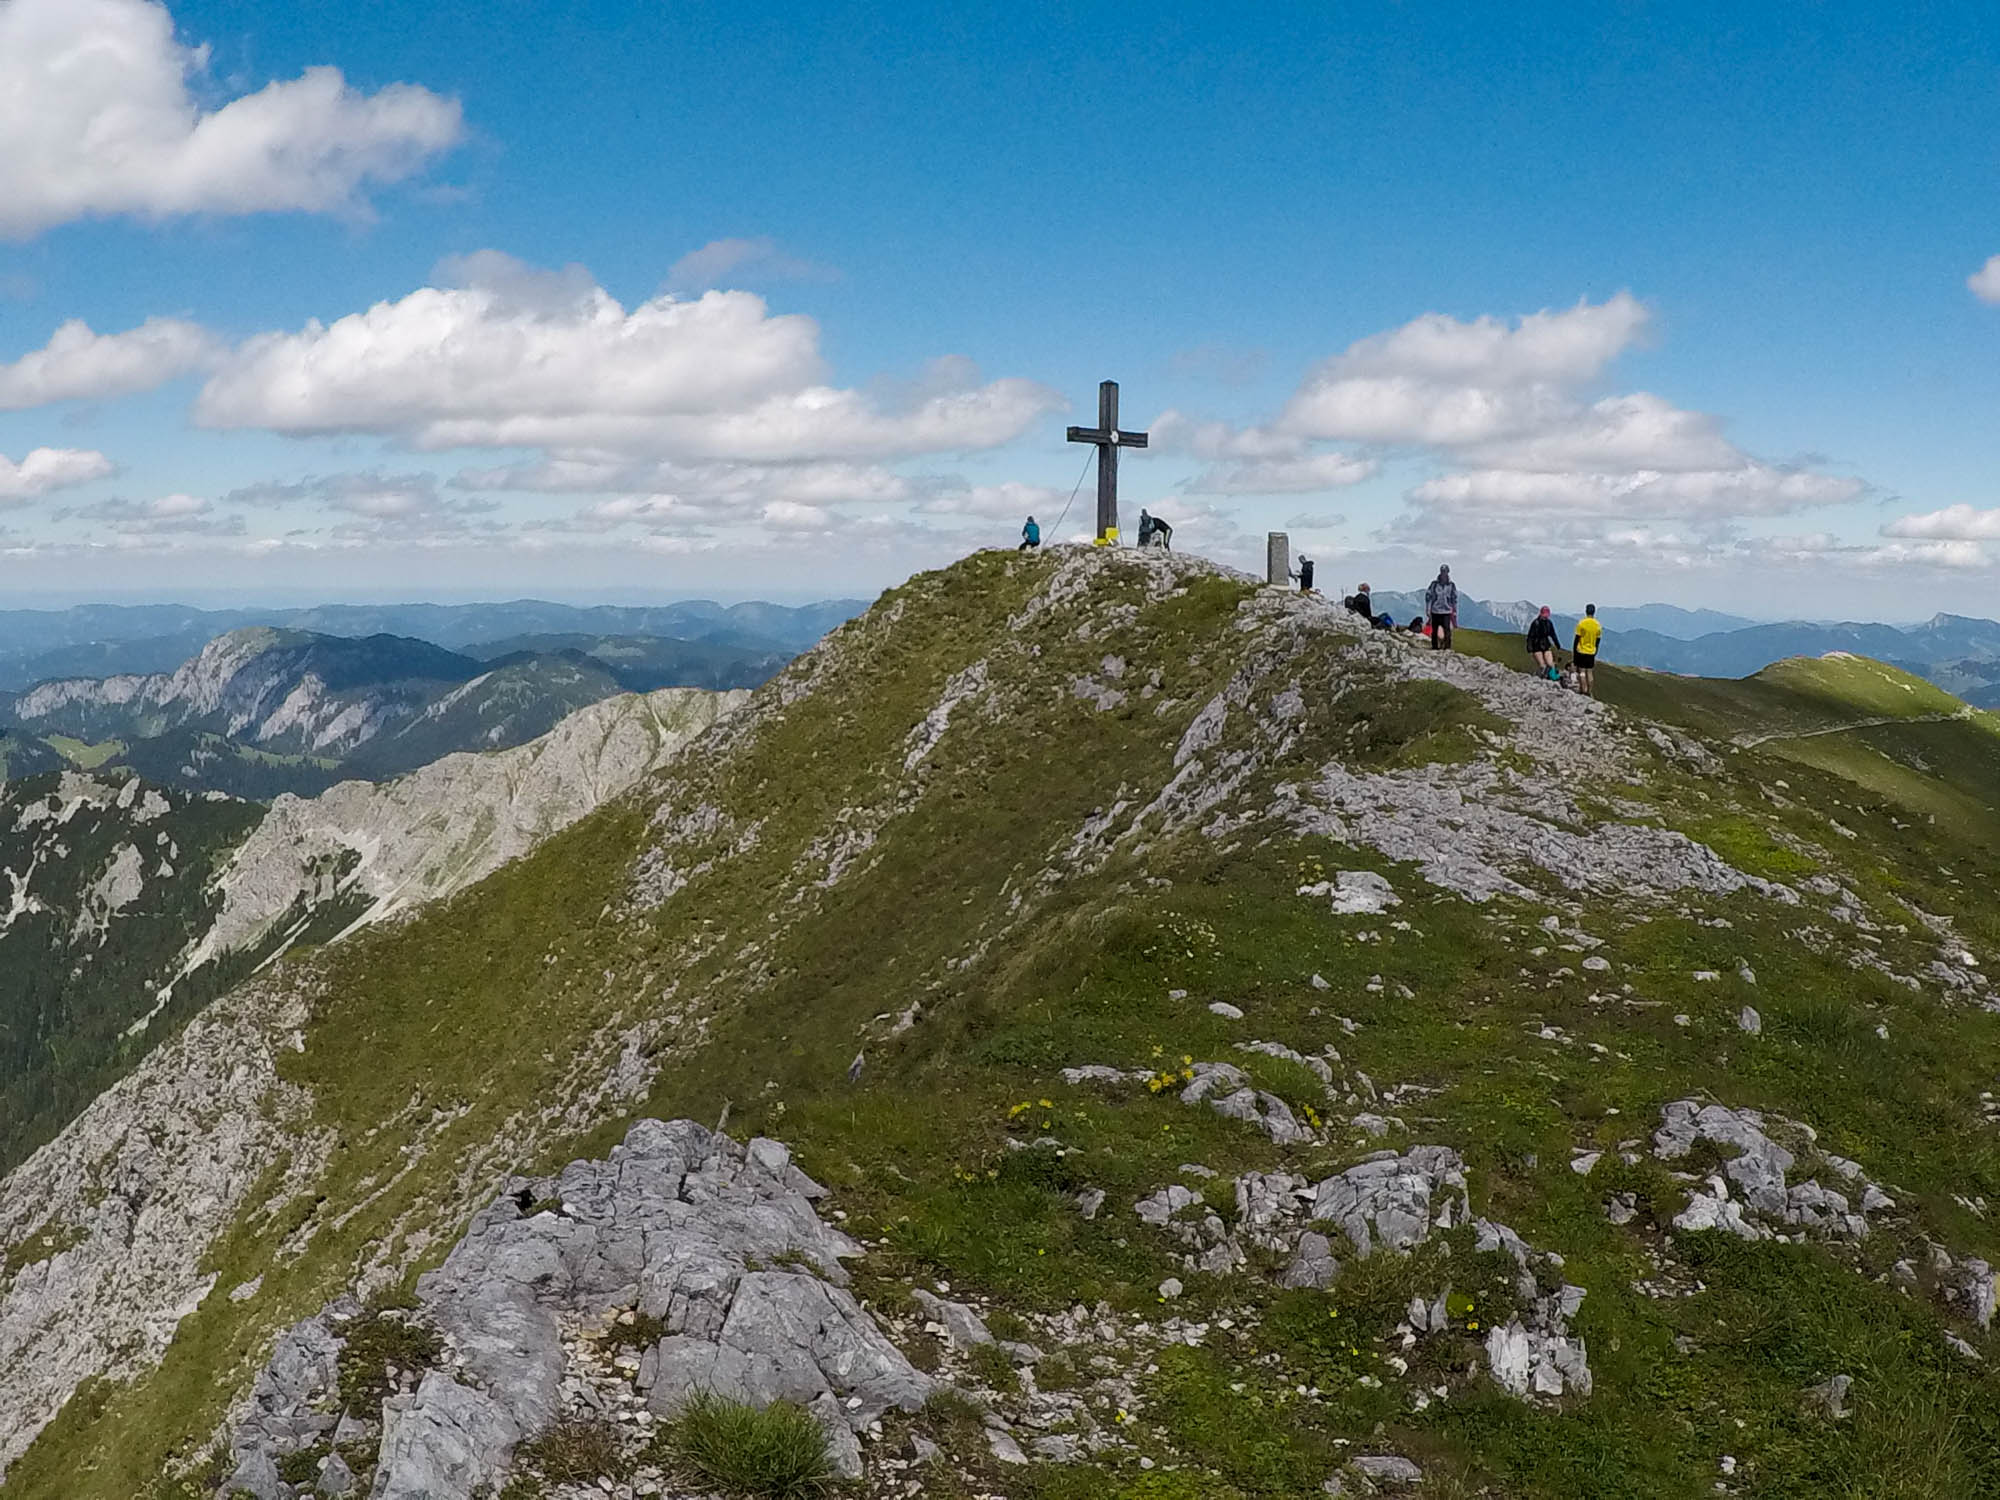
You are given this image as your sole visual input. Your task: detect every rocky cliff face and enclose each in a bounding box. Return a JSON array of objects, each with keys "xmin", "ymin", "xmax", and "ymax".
[
  {"xmin": 2, "ymin": 548, "xmax": 1998, "ymax": 1498},
  {"xmin": 0, "ymin": 688, "xmax": 744, "ymax": 1178},
  {"xmin": 3, "ymin": 629, "xmax": 682, "ymax": 799},
  {"xmin": 187, "ymin": 686, "xmax": 747, "ymax": 967}
]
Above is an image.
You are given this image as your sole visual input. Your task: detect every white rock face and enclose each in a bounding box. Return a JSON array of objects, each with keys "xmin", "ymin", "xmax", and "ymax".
[
  {"xmin": 188, "ymin": 687, "xmax": 746, "ymax": 967},
  {"xmin": 0, "ymin": 981, "xmax": 320, "ymax": 1478}
]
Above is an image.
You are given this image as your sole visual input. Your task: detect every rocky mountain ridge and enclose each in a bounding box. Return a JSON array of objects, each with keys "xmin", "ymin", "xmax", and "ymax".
[
  {"xmin": 0, "ymin": 630, "xmax": 739, "ymax": 799},
  {"xmin": 2, "ymin": 547, "xmax": 1997, "ymax": 1498},
  {"xmin": 0, "ymin": 686, "xmax": 742, "ymax": 1180}
]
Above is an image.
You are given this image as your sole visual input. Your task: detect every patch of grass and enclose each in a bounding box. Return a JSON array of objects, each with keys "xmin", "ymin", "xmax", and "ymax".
[
  {"xmin": 275, "ymin": 1446, "xmax": 327, "ymax": 1485},
  {"xmin": 516, "ymin": 1417, "xmax": 631, "ymax": 1485},
  {"xmin": 1677, "ymin": 814, "xmax": 1821, "ymax": 879},
  {"xmin": 336, "ymin": 1309, "xmax": 442, "ymax": 1417},
  {"xmin": 967, "ymin": 1341, "xmax": 1021, "ymax": 1394},
  {"xmin": 1236, "ymin": 1053, "xmax": 1330, "ymax": 1122},
  {"xmin": 604, "ymin": 1309, "xmax": 666, "ymax": 1352},
  {"xmin": 3, "ymin": 1222, "xmax": 87, "ymax": 1278},
  {"xmin": 43, "ymin": 735, "xmax": 127, "ymax": 769},
  {"xmin": 1143, "ymin": 1343, "xmax": 1333, "ymax": 1495},
  {"xmin": 1323, "ymin": 677, "xmax": 1509, "ymax": 768},
  {"xmin": 657, "ymin": 1393, "xmax": 837, "ymax": 1499}
]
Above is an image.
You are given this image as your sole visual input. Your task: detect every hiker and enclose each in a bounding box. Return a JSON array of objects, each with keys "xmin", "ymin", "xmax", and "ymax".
[
  {"xmin": 1423, "ymin": 565, "xmax": 1458, "ymax": 650},
  {"xmin": 1137, "ymin": 509, "xmax": 1173, "ymax": 549},
  {"xmin": 1293, "ymin": 555, "xmax": 1315, "ymax": 593},
  {"xmin": 1526, "ymin": 606, "xmax": 1559, "ymax": 680},
  {"xmin": 1572, "ymin": 604, "xmax": 1603, "ymax": 697},
  {"xmin": 1019, "ymin": 515, "xmax": 1041, "ymax": 552},
  {"xmin": 1344, "ymin": 581, "xmax": 1372, "ymax": 618},
  {"xmin": 1372, "ymin": 611, "xmax": 1394, "ymax": 631}
]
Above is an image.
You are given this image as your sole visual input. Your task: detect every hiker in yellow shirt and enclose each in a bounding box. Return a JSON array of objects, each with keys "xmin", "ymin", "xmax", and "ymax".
[{"xmin": 1572, "ymin": 604, "xmax": 1603, "ymax": 697}]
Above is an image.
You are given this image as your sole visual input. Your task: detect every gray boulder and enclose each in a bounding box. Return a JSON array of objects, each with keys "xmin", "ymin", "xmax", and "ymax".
[
  {"xmin": 1309, "ymin": 1147, "xmax": 1469, "ymax": 1256},
  {"xmin": 371, "ymin": 1371, "xmax": 520, "ymax": 1500}
]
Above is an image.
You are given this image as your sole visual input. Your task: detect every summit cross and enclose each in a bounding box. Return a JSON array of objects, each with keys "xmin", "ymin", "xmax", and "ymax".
[{"xmin": 1066, "ymin": 380, "xmax": 1148, "ymax": 544}]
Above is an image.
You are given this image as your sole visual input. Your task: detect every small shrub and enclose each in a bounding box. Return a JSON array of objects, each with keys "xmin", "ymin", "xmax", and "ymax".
[
  {"xmin": 661, "ymin": 1392, "xmax": 837, "ymax": 1498},
  {"xmin": 516, "ymin": 1417, "xmax": 631, "ymax": 1484},
  {"xmin": 968, "ymin": 1341, "xmax": 1021, "ymax": 1394},
  {"xmin": 604, "ymin": 1309, "xmax": 667, "ymax": 1352},
  {"xmin": 337, "ymin": 1310, "xmax": 444, "ymax": 1416},
  {"xmin": 1036, "ymin": 1352, "xmax": 1081, "ymax": 1391},
  {"xmin": 276, "ymin": 1446, "xmax": 327, "ymax": 1485},
  {"xmin": 1239, "ymin": 1054, "xmax": 1330, "ymax": 1119}
]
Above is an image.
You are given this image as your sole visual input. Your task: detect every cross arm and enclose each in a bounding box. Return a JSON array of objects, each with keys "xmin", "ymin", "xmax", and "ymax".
[{"xmin": 1067, "ymin": 427, "xmax": 1149, "ymax": 447}]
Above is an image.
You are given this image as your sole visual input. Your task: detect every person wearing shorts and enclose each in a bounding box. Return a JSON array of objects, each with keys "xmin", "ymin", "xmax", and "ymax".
[
  {"xmin": 1572, "ymin": 604, "xmax": 1603, "ymax": 696},
  {"xmin": 1526, "ymin": 606, "xmax": 1559, "ymax": 680}
]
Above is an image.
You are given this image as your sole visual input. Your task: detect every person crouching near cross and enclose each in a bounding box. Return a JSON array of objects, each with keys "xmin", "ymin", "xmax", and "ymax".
[{"xmin": 1137, "ymin": 509, "xmax": 1173, "ymax": 549}]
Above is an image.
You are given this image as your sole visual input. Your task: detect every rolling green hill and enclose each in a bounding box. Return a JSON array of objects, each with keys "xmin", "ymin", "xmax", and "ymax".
[{"xmin": 3, "ymin": 548, "xmax": 1999, "ymax": 1499}]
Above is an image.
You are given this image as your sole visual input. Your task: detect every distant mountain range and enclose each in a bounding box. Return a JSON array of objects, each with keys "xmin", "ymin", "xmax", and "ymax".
[{"xmin": 0, "ymin": 597, "xmax": 865, "ymax": 691}]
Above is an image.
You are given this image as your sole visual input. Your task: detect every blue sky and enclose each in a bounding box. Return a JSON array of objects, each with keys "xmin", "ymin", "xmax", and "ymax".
[{"xmin": 1, "ymin": 0, "xmax": 1998, "ymax": 615}]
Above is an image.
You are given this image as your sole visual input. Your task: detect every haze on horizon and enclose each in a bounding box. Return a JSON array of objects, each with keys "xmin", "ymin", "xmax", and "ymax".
[{"xmin": 2, "ymin": 0, "xmax": 1999, "ymax": 621}]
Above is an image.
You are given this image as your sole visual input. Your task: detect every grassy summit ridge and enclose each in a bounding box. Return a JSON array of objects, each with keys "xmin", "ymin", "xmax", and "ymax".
[{"xmin": 7, "ymin": 547, "xmax": 2000, "ymax": 1498}]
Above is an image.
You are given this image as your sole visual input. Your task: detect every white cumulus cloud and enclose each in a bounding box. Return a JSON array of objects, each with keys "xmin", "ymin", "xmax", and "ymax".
[
  {"xmin": 1150, "ymin": 410, "xmax": 1376, "ymax": 495},
  {"xmin": 912, "ymin": 479, "xmax": 1068, "ymax": 519},
  {"xmin": 1882, "ymin": 504, "xmax": 2000, "ymax": 541},
  {"xmin": 1968, "ymin": 256, "xmax": 2000, "ymax": 305},
  {"xmin": 195, "ymin": 253, "xmax": 1062, "ymax": 462},
  {"xmin": 0, "ymin": 447, "xmax": 116, "ymax": 500},
  {"xmin": 1410, "ymin": 464, "xmax": 1862, "ymax": 519},
  {"xmin": 0, "ymin": 0, "xmax": 463, "ymax": 239},
  {"xmin": 1167, "ymin": 293, "xmax": 1869, "ymax": 572},
  {"xmin": 0, "ymin": 317, "xmax": 218, "ymax": 409}
]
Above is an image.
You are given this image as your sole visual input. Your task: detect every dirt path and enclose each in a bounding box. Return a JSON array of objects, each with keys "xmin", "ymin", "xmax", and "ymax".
[{"xmin": 1732, "ymin": 708, "xmax": 1972, "ymax": 750}]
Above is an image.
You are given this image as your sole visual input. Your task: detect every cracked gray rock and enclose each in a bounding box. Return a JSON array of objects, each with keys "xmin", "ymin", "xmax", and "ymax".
[
  {"xmin": 1310, "ymin": 1147, "xmax": 1470, "ymax": 1256},
  {"xmin": 1653, "ymin": 1100, "xmax": 1888, "ymax": 1241},
  {"xmin": 222, "ymin": 1120, "xmax": 927, "ymax": 1500}
]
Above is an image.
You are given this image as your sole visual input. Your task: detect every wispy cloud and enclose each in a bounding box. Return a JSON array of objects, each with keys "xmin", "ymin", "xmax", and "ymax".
[{"xmin": 665, "ymin": 237, "xmax": 839, "ymax": 294}]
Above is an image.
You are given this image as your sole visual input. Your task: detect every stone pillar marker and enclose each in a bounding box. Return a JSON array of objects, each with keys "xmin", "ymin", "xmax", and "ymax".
[{"xmin": 1267, "ymin": 532, "xmax": 1290, "ymax": 587}]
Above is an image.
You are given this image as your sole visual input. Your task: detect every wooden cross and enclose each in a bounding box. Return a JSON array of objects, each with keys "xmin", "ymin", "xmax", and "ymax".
[{"xmin": 1067, "ymin": 380, "xmax": 1148, "ymax": 543}]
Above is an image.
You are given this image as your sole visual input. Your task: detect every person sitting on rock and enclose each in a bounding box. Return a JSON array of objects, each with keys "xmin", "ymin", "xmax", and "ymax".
[
  {"xmin": 1526, "ymin": 606, "xmax": 1559, "ymax": 680},
  {"xmin": 1344, "ymin": 581, "xmax": 1372, "ymax": 617}
]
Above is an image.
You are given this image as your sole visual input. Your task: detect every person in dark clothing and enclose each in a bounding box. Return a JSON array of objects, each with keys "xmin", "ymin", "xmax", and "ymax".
[
  {"xmin": 1526, "ymin": 606, "xmax": 1559, "ymax": 679},
  {"xmin": 1423, "ymin": 565, "xmax": 1458, "ymax": 650},
  {"xmin": 1344, "ymin": 581, "xmax": 1372, "ymax": 617},
  {"xmin": 1137, "ymin": 509, "xmax": 1173, "ymax": 549},
  {"xmin": 1019, "ymin": 515, "xmax": 1041, "ymax": 551},
  {"xmin": 1294, "ymin": 555, "xmax": 1315, "ymax": 593}
]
